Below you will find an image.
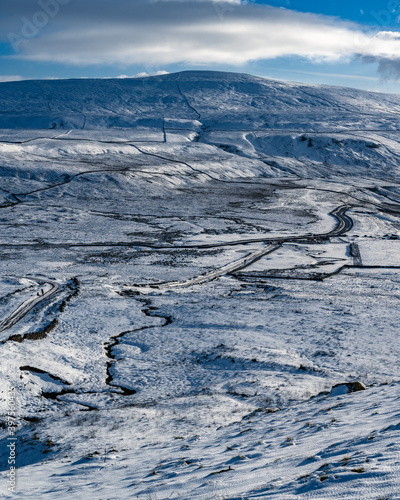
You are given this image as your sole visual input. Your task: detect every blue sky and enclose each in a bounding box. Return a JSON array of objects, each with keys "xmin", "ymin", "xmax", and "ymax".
[
  {"xmin": 1, "ymin": 0, "xmax": 400, "ymax": 92},
  {"xmin": 254, "ymin": 0, "xmax": 397, "ymax": 26}
]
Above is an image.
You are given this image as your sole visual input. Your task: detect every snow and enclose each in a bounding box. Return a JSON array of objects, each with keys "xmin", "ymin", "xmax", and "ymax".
[{"xmin": 0, "ymin": 70, "xmax": 399, "ymax": 499}]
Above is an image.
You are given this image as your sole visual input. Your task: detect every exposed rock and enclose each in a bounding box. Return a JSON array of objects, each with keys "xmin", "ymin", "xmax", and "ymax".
[{"xmin": 330, "ymin": 381, "xmax": 366, "ymax": 397}]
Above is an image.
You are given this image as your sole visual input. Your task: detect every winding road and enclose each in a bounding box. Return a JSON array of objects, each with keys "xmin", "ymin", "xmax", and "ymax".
[
  {"xmin": 328, "ymin": 205, "xmax": 353, "ymax": 236},
  {"xmin": 0, "ymin": 205, "xmax": 354, "ymax": 251},
  {"xmin": 0, "ymin": 278, "xmax": 60, "ymax": 334},
  {"xmin": 130, "ymin": 205, "xmax": 354, "ymax": 290}
]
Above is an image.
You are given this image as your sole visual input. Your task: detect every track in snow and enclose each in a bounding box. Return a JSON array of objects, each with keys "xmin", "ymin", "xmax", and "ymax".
[{"xmin": 0, "ymin": 278, "xmax": 60, "ymax": 334}]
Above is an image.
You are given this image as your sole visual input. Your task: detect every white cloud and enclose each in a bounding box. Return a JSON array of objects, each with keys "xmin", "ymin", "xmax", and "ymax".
[
  {"xmin": 117, "ymin": 71, "xmax": 170, "ymax": 78},
  {"xmin": 3, "ymin": 1, "xmax": 400, "ymax": 77},
  {"xmin": 0, "ymin": 75, "xmax": 23, "ymax": 82}
]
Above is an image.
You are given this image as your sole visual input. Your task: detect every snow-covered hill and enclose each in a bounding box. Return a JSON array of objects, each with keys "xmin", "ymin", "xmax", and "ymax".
[
  {"xmin": 0, "ymin": 71, "xmax": 400, "ymax": 499},
  {"xmin": 1, "ymin": 70, "xmax": 400, "ymax": 130}
]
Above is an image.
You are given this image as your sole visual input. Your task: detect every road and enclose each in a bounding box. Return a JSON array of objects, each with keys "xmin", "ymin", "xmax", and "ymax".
[
  {"xmin": 136, "ymin": 244, "xmax": 280, "ymax": 290},
  {"xmin": 130, "ymin": 205, "xmax": 354, "ymax": 290},
  {"xmin": 0, "ymin": 205, "xmax": 354, "ymax": 251},
  {"xmin": 0, "ymin": 278, "xmax": 60, "ymax": 334},
  {"xmin": 328, "ymin": 205, "xmax": 353, "ymax": 237}
]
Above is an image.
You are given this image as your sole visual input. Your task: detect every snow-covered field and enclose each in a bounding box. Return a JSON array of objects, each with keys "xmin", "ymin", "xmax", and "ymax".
[{"xmin": 0, "ymin": 71, "xmax": 399, "ymax": 499}]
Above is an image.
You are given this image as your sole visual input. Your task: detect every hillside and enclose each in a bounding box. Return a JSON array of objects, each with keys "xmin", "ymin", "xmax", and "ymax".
[{"xmin": 2, "ymin": 71, "xmax": 400, "ymax": 130}]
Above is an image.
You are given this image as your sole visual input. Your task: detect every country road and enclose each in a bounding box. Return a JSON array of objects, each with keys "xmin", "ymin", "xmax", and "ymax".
[
  {"xmin": 137, "ymin": 243, "xmax": 280, "ymax": 291},
  {"xmin": 328, "ymin": 205, "xmax": 353, "ymax": 236},
  {"xmin": 0, "ymin": 205, "xmax": 354, "ymax": 251},
  {"xmin": 0, "ymin": 278, "xmax": 60, "ymax": 334},
  {"xmin": 128, "ymin": 205, "xmax": 354, "ymax": 290}
]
